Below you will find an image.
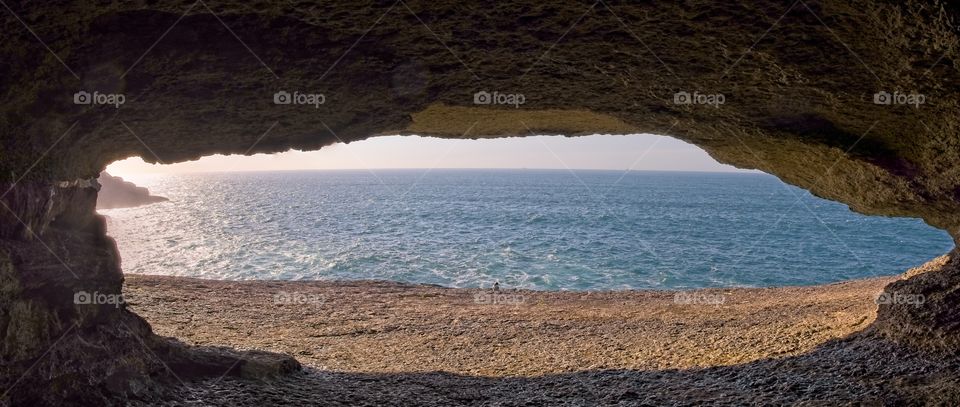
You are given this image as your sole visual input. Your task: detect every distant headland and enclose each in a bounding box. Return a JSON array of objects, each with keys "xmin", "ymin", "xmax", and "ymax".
[{"xmin": 96, "ymin": 172, "xmax": 168, "ymax": 209}]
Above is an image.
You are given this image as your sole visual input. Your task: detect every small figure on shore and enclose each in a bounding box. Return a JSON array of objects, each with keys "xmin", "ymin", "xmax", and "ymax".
[{"xmin": 493, "ymin": 281, "xmax": 500, "ymax": 291}]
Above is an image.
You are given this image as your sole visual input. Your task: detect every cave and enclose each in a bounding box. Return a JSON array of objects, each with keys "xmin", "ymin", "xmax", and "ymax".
[{"xmin": 2, "ymin": 0, "xmax": 959, "ymax": 405}]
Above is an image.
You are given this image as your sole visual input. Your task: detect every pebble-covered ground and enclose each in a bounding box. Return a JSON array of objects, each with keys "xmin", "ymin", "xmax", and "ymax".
[{"xmin": 123, "ymin": 275, "xmax": 960, "ymax": 406}]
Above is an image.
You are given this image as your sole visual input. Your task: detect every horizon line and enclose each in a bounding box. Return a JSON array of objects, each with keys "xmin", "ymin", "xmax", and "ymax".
[{"xmin": 110, "ymin": 166, "xmax": 763, "ymax": 176}]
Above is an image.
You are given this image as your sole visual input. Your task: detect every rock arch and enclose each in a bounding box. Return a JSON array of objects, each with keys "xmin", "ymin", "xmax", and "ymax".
[{"xmin": 1, "ymin": 0, "xmax": 958, "ymax": 403}]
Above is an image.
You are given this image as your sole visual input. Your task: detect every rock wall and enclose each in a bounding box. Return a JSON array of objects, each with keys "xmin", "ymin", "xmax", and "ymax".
[
  {"xmin": 0, "ymin": 181, "xmax": 298, "ymax": 404},
  {"xmin": 873, "ymin": 250, "xmax": 960, "ymax": 352},
  {"xmin": 0, "ymin": 180, "xmax": 163, "ymax": 404}
]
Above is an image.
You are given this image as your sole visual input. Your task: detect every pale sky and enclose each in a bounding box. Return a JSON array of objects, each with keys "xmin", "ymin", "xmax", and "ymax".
[{"xmin": 107, "ymin": 133, "xmax": 753, "ymax": 176}]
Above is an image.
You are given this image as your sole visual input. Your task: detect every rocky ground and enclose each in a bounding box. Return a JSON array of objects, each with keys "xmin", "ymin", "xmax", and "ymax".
[{"xmin": 122, "ymin": 274, "xmax": 960, "ymax": 406}]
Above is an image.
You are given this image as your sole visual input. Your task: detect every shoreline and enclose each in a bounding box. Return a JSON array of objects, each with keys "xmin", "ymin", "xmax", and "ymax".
[{"xmin": 122, "ymin": 272, "xmax": 903, "ymax": 293}]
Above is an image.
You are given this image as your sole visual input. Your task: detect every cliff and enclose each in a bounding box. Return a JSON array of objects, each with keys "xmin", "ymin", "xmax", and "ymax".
[{"xmin": 96, "ymin": 172, "xmax": 168, "ymax": 210}]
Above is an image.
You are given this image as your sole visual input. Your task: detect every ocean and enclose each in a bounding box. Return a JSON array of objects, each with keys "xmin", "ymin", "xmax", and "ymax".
[{"xmin": 102, "ymin": 169, "xmax": 954, "ymax": 290}]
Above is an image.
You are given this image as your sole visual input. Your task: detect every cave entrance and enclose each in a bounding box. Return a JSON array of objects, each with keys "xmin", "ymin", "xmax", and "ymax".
[
  {"xmin": 95, "ymin": 132, "xmax": 956, "ymax": 382},
  {"xmin": 102, "ymin": 133, "xmax": 952, "ymax": 290}
]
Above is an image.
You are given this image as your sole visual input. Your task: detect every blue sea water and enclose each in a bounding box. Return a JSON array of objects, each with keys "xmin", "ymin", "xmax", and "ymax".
[{"xmin": 102, "ymin": 169, "xmax": 954, "ymax": 290}]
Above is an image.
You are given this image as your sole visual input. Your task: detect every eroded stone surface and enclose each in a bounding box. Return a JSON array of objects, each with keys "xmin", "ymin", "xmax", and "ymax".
[{"xmin": 873, "ymin": 250, "xmax": 960, "ymax": 352}]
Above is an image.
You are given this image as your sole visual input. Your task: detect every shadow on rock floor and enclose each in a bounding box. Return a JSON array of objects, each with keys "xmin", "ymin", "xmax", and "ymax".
[{"xmin": 150, "ymin": 334, "xmax": 959, "ymax": 406}]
